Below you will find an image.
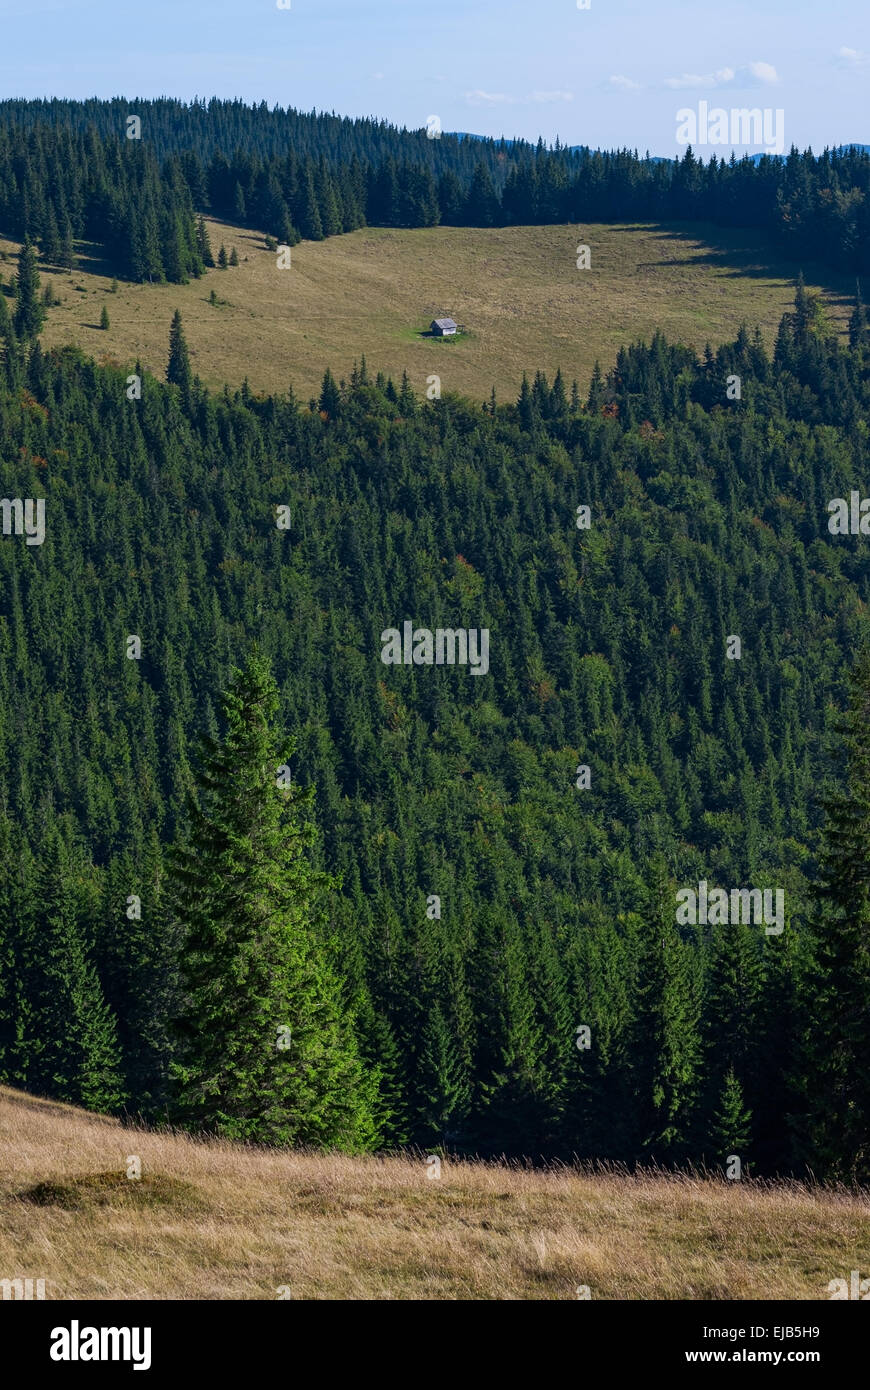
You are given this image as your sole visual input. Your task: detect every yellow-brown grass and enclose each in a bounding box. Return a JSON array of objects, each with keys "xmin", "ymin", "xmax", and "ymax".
[
  {"xmin": 2, "ymin": 219, "xmax": 853, "ymax": 404},
  {"xmin": 1, "ymin": 1087, "xmax": 867, "ymax": 1300}
]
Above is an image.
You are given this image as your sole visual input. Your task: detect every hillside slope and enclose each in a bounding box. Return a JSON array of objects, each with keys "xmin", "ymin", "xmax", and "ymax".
[
  {"xmin": 12, "ymin": 218, "xmax": 853, "ymax": 401},
  {"xmin": 1, "ymin": 1087, "xmax": 868, "ymax": 1300}
]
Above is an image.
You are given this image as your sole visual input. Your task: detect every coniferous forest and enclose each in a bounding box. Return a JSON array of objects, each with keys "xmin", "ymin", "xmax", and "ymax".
[
  {"xmin": 2, "ymin": 185, "xmax": 870, "ymax": 1183},
  {"xmin": 0, "ymin": 98, "xmax": 868, "ymax": 281}
]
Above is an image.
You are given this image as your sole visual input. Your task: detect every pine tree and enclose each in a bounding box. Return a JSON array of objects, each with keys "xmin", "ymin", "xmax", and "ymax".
[
  {"xmin": 196, "ymin": 215, "xmax": 215, "ymax": 267},
  {"xmin": 465, "ymin": 163, "xmax": 500, "ymax": 226},
  {"xmin": 710, "ymin": 1067, "xmax": 752, "ymax": 1163},
  {"xmin": 318, "ymin": 169, "xmax": 343, "ymax": 237},
  {"xmin": 60, "ymin": 216, "xmax": 76, "ymax": 271},
  {"xmin": 587, "ymin": 360, "xmax": 605, "ymax": 412},
  {"xmin": 166, "ymin": 309, "xmax": 192, "ymax": 404},
  {"xmin": 472, "ymin": 908, "xmax": 554, "ymax": 1154},
  {"xmin": 100, "ymin": 304, "xmax": 110, "ymax": 330},
  {"xmin": 792, "ymin": 272, "xmax": 811, "ymax": 342},
  {"xmin": 417, "ymin": 1002, "xmax": 471, "ymax": 1146},
  {"xmin": 700, "ymin": 909, "xmax": 762, "ymax": 1158},
  {"xmin": 41, "ymin": 205, "xmax": 61, "ymax": 265},
  {"xmin": 0, "ymin": 815, "xmax": 34, "ymax": 1087},
  {"xmin": 798, "ymin": 653, "xmax": 870, "ymax": 1181},
  {"xmin": 13, "ymin": 236, "xmax": 44, "ymax": 340},
  {"xmin": 229, "ymin": 246, "xmax": 239, "ymax": 266},
  {"xmin": 629, "ymin": 867, "xmax": 702, "ymax": 1161},
  {"xmin": 299, "ymin": 167, "xmax": 324, "ymax": 240},
  {"xmin": 550, "ymin": 367, "xmax": 568, "ymax": 417},
  {"xmin": 517, "ymin": 373, "xmax": 535, "ymax": 430},
  {"xmin": 397, "ymin": 370, "xmax": 417, "ymax": 415},
  {"xmin": 849, "ymin": 284, "xmax": 868, "ymax": 349},
  {"xmin": 74, "ymin": 957, "xmax": 129, "ymax": 1112},
  {"xmin": 0, "ymin": 288, "xmax": 20, "ymax": 387},
  {"xmin": 13, "ymin": 825, "xmax": 126, "ymax": 1112},
  {"xmin": 217, "ymin": 244, "xmax": 228, "ymax": 269},
  {"xmin": 318, "ymin": 367, "xmax": 341, "ymax": 419},
  {"xmin": 169, "ymin": 652, "xmax": 378, "ymax": 1149}
]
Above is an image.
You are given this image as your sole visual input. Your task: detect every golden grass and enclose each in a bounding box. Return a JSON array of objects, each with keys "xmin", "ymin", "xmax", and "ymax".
[
  {"xmin": 1, "ymin": 219, "xmax": 854, "ymax": 404},
  {"xmin": 1, "ymin": 1086, "xmax": 868, "ymax": 1300}
]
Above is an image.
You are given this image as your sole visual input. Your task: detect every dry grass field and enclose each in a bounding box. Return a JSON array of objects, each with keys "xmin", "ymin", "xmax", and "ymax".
[
  {"xmin": 1, "ymin": 1086, "xmax": 868, "ymax": 1301},
  {"xmin": 1, "ymin": 219, "xmax": 854, "ymax": 404}
]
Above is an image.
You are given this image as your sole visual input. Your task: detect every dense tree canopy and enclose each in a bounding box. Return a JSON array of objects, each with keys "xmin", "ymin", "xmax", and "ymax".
[
  {"xmin": 1, "ymin": 98, "xmax": 868, "ymax": 281},
  {"xmin": 0, "ymin": 283, "xmax": 869, "ymax": 1173}
]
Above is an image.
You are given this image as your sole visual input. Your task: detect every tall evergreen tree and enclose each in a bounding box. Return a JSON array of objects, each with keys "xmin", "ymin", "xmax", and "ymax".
[
  {"xmin": 797, "ymin": 653, "xmax": 870, "ymax": 1181},
  {"xmin": 7, "ymin": 825, "xmax": 126, "ymax": 1112},
  {"xmin": 169, "ymin": 652, "xmax": 378, "ymax": 1149},
  {"xmin": 13, "ymin": 236, "xmax": 44, "ymax": 340},
  {"xmin": 710, "ymin": 1068, "xmax": 752, "ymax": 1164},
  {"xmin": 629, "ymin": 869, "xmax": 702, "ymax": 1161},
  {"xmin": 299, "ymin": 167, "xmax": 324, "ymax": 241},
  {"xmin": 196, "ymin": 214, "xmax": 215, "ymax": 268},
  {"xmin": 166, "ymin": 309, "xmax": 192, "ymax": 405}
]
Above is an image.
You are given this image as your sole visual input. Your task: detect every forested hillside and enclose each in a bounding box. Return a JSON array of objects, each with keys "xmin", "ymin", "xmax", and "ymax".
[
  {"xmin": 1, "ymin": 274, "xmax": 869, "ymax": 1176},
  {"xmin": 1, "ymin": 98, "xmax": 868, "ymax": 279}
]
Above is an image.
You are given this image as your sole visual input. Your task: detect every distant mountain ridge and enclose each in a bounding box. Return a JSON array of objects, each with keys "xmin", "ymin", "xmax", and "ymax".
[{"xmin": 450, "ymin": 131, "xmax": 870, "ymax": 164}]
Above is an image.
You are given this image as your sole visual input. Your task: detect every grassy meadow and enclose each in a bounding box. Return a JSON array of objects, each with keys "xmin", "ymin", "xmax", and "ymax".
[
  {"xmin": 1, "ymin": 1087, "xmax": 868, "ymax": 1301},
  {"xmin": 1, "ymin": 219, "xmax": 855, "ymax": 403}
]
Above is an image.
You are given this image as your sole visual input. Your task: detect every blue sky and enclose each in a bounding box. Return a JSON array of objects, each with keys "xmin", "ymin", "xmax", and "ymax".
[{"xmin": 0, "ymin": 0, "xmax": 867, "ymax": 155}]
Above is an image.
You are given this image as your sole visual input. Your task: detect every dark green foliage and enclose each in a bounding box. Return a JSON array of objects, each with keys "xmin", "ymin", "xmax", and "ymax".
[
  {"xmin": 0, "ymin": 822, "xmax": 126, "ymax": 1112},
  {"xmin": 0, "ymin": 282, "xmax": 868, "ymax": 1173},
  {"xmin": 196, "ymin": 215, "xmax": 214, "ymax": 268},
  {"xmin": 796, "ymin": 654, "xmax": 870, "ymax": 1182},
  {"xmin": 169, "ymin": 653, "xmax": 377, "ymax": 1149},
  {"xmin": 13, "ymin": 237, "xmax": 44, "ymax": 340},
  {"xmin": 711, "ymin": 1068, "xmax": 752, "ymax": 1162},
  {"xmin": 166, "ymin": 309, "xmax": 192, "ymax": 404},
  {"xmin": 1, "ymin": 100, "xmax": 867, "ymax": 278}
]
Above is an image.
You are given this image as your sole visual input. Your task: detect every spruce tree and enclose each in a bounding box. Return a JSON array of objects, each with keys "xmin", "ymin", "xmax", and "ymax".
[
  {"xmin": 13, "ymin": 825, "xmax": 126, "ymax": 1112},
  {"xmin": 700, "ymin": 909, "xmax": 762, "ymax": 1159},
  {"xmin": 798, "ymin": 653, "xmax": 870, "ymax": 1181},
  {"xmin": 169, "ymin": 652, "xmax": 378, "ymax": 1149},
  {"xmin": 710, "ymin": 1068, "xmax": 752, "ymax": 1165},
  {"xmin": 416, "ymin": 1002, "xmax": 471, "ymax": 1145},
  {"xmin": 60, "ymin": 216, "xmax": 76, "ymax": 271},
  {"xmin": 13, "ymin": 236, "xmax": 44, "ymax": 340},
  {"xmin": 299, "ymin": 168, "xmax": 324, "ymax": 240},
  {"xmin": 629, "ymin": 867, "xmax": 702, "ymax": 1161},
  {"xmin": 166, "ymin": 309, "xmax": 192, "ymax": 405},
  {"xmin": 196, "ymin": 215, "xmax": 215, "ymax": 267},
  {"xmin": 465, "ymin": 163, "xmax": 500, "ymax": 227},
  {"xmin": 849, "ymin": 284, "xmax": 868, "ymax": 349},
  {"xmin": 41, "ymin": 206, "xmax": 61, "ymax": 265},
  {"xmin": 318, "ymin": 367, "xmax": 341, "ymax": 418},
  {"xmin": 0, "ymin": 289, "xmax": 15, "ymax": 352}
]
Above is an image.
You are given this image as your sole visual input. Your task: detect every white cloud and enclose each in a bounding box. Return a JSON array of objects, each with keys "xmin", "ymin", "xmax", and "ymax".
[
  {"xmin": 664, "ymin": 61, "xmax": 779, "ymax": 90},
  {"xmin": 664, "ymin": 67, "xmax": 734, "ymax": 90},
  {"xmin": 465, "ymin": 89, "xmax": 515, "ymax": 106},
  {"xmin": 745, "ymin": 60, "xmax": 779, "ymax": 84},
  {"xmin": 608, "ymin": 74, "xmax": 641, "ymax": 91},
  {"xmin": 835, "ymin": 45, "xmax": 868, "ymax": 67},
  {"xmin": 465, "ymin": 89, "xmax": 574, "ymax": 107}
]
